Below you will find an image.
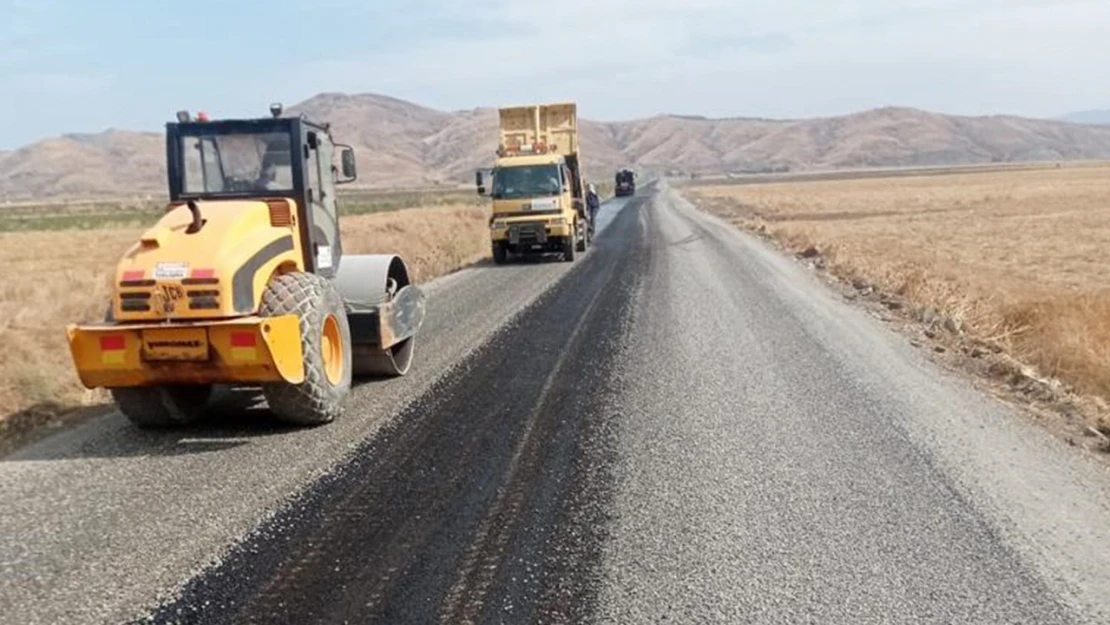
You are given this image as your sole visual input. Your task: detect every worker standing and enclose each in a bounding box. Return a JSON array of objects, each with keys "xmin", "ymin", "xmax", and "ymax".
[{"xmin": 586, "ymin": 183, "xmax": 601, "ymax": 236}]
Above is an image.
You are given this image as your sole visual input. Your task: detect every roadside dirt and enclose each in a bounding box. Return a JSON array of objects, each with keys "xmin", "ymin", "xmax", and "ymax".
[
  {"xmin": 0, "ymin": 403, "xmax": 116, "ymax": 457},
  {"xmin": 689, "ymin": 193, "xmax": 1110, "ymax": 460}
]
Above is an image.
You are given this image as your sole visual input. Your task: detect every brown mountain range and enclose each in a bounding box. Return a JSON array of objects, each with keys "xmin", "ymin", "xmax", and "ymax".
[{"xmin": 4, "ymin": 92, "xmax": 1110, "ymax": 200}]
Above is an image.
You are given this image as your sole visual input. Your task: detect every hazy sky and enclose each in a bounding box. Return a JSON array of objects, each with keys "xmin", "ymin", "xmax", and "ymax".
[{"xmin": 2, "ymin": 0, "xmax": 1109, "ymax": 148}]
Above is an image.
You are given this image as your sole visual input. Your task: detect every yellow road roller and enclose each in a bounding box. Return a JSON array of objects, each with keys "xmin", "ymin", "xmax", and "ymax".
[{"xmin": 66, "ymin": 104, "xmax": 426, "ymax": 427}]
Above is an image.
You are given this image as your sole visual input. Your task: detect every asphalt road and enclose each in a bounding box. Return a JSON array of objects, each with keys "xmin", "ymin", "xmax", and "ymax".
[{"xmin": 3, "ymin": 182, "xmax": 1110, "ymax": 624}]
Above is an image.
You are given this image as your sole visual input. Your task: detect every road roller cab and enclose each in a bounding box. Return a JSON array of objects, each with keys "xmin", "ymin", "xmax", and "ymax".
[{"xmin": 66, "ymin": 105, "xmax": 426, "ymax": 428}]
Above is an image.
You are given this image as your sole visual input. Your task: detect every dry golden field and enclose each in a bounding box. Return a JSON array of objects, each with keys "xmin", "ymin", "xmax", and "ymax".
[
  {"xmin": 0, "ymin": 203, "xmax": 489, "ymax": 427},
  {"xmin": 691, "ymin": 165, "xmax": 1110, "ymax": 432}
]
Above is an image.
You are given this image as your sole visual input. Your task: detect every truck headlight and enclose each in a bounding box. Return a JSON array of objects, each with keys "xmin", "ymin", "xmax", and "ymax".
[{"xmin": 490, "ymin": 221, "xmax": 505, "ymax": 230}]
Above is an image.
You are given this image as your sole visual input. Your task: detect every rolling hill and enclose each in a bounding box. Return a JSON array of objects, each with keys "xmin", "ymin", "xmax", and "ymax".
[
  {"xmin": 1060, "ymin": 110, "xmax": 1110, "ymax": 125},
  {"xmin": 7, "ymin": 93, "xmax": 1110, "ymax": 200}
]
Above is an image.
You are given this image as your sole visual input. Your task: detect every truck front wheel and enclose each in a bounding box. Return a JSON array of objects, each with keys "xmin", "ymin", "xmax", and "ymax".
[
  {"xmin": 492, "ymin": 242, "xmax": 508, "ymax": 265},
  {"xmin": 562, "ymin": 235, "xmax": 576, "ymax": 262}
]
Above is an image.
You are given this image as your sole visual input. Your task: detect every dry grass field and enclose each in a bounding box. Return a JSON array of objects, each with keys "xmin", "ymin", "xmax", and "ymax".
[
  {"xmin": 690, "ymin": 165, "xmax": 1110, "ymax": 433},
  {"xmin": 0, "ymin": 203, "xmax": 489, "ymax": 428},
  {"xmin": 0, "ymin": 188, "xmax": 479, "ymax": 232}
]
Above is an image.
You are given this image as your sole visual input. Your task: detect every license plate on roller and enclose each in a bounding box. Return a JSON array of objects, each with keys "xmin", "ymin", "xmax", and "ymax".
[{"xmin": 141, "ymin": 328, "xmax": 209, "ymax": 361}]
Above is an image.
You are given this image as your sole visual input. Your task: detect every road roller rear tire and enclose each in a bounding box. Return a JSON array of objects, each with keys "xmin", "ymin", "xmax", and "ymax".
[
  {"xmin": 112, "ymin": 385, "xmax": 212, "ymax": 429},
  {"xmin": 260, "ymin": 272, "xmax": 352, "ymax": 426}
]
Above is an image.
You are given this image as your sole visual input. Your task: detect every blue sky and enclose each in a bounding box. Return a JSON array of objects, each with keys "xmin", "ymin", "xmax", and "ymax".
[{"xmin": 2, "ymin": 0, "xmax": 1110, "ymax": 148}]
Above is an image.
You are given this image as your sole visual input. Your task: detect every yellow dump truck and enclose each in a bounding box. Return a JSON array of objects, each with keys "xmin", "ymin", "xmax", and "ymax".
[
  {"xmin": 477, "ymin": 103, "xmax": 589, "ymax": 264},
  {"xmin": 66, "ymin": 104, "xmax": 425, "ymax": 428}
]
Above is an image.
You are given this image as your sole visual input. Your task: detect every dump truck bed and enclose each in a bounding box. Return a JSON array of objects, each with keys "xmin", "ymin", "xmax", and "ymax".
[{"xmin": 498, "ymin": 103, "xmax": 578, "ymax": 157}]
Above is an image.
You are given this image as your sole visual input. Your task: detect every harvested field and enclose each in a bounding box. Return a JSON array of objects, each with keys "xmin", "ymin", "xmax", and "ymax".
[
  {"xmin": 0, "ymin": 188, "xmax": 478, "ymax": 232},
  {"xmin": 689, "ymin": 165, "xmax": 1110, "ymax": 435},
  {"xmin": 0, "ymin": 203, "xmax": 488, "ymax": 431}
]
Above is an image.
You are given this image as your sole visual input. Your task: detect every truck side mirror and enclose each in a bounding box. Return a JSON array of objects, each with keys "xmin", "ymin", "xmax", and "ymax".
[
  {"xmin": 337, "ymin": 146, "xmax": 357, "ymax": 184},
  {"xmin": 476, "ymin": 170, "xmax": 486, "ymax": 195}
]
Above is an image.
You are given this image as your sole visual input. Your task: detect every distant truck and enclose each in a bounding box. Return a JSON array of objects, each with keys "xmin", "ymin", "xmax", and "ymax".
[
  {"xmin": 477, "ymin": 102, "xmax": 589, "ymax": 264},
  {"xmin": 615, "ymin": 168, "xmax": 636, "ymax": 197}
]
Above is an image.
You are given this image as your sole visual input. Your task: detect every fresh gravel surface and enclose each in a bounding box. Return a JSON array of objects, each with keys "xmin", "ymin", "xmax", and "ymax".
[{"xmin": 2, "ymin": 183, "xmax": 1108, "ymax": 624}]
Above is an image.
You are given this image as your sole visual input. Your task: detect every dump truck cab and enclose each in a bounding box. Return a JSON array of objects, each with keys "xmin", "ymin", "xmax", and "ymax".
[
  {"xmin": 67, "ymin": 105, "xmax": 425, "ymax": 428},
  {"xmin": 479, "ymin": 103, "xmax": 589, "ymax": 264}
]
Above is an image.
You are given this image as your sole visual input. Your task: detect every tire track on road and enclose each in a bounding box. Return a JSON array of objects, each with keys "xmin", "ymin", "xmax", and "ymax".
[{"xmin": 141, "ymin": 193, "xmax": 651, "ymax": 625}]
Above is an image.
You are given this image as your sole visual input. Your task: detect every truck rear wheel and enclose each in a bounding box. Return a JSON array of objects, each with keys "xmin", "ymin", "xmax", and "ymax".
[
  {"xmin": 576, "ymin": 221, "xmax": 589, "ymax": 252},
  {"xmin": 112, "ymin": 385, "xmax": 212, "ymax": 429},
  {"xmin": 260, "ymin": 272, "xmax": 352, "ymax": 426}
]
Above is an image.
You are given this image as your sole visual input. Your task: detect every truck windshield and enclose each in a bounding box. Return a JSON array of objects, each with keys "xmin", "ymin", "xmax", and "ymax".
[
  {"xmin": 179, "ymin": 130, "xmax": 294, "ymax": 195},
  {"xmin": 492, "ymin": 165, "xmax": 561, "ymax": 199}
]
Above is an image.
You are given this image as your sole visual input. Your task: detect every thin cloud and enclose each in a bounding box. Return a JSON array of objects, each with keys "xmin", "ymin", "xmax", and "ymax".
[
  {"xmin": 2, "ymin": 0, "xmax": 1110, "ymax": 147},
  {"xmin": 8, "ymin": 71, "xmax": 113, "ymax": 95},
  {"xmin": 282, "ymin": 0, "xmax": 1110, "ymax": 120}
]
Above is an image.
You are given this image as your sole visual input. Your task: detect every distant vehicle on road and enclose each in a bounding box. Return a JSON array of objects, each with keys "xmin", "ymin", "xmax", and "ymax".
[{"xmin": 615, "ymin": 168, "xmax": 636, "ymax": 197}]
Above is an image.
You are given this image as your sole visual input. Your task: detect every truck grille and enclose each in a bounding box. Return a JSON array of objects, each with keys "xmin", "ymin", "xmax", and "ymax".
[{"xmin": 509, "ymin": 222, "xmax": 548, "ymax": 245}]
